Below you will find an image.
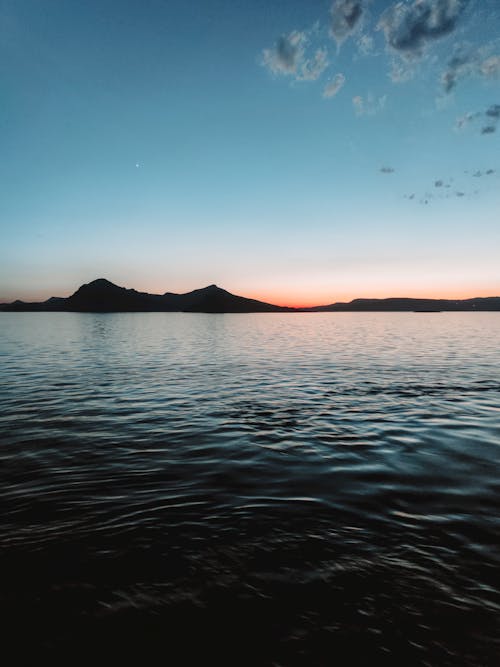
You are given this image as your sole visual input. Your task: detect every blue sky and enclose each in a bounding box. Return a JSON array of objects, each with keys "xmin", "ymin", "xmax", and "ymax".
[{"xmin": 1, "ymin": 0, "xmax": 499, "ymax": 305}]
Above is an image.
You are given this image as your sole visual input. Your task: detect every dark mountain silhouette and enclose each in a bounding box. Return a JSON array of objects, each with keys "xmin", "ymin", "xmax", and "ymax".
[
  {"xmin": 67, "ymin": 279, "xmax": 168, "ymax": 311},
  {"xmin": 1, "ymin": 279, "xmax": 500, "ymax": 312},
  {"xmin": 1, "ymin": 279, "xmax": 293, "ymax": 313},
  {"xmin": 164, "ymin": 284, "xmax": 293, "ymax": 313},
  {"xmin": 308, "ymin": 297, "xmax": 500, "ymax": 312}
]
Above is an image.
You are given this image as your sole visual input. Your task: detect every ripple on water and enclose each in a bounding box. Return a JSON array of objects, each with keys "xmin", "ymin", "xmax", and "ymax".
[{"xmin": 1, "ymin": 312, "xmax": 500, "ymax": 664}]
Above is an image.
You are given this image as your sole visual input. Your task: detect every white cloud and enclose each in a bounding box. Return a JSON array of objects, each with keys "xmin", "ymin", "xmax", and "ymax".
[
  {"xmin": 479, "ymin": 55, "xmax": 500, "ymax": 79},
  {"xmin": 262, "ymin": 31, "xmax": 308, "ymax": 77},
  {"xmin": 262, "ymin": 31, "xmax": 330, "ymax": 84},
  {"xmin": 378, "ymin": 0, "xmax": 469, "ymax": 57},
  {"xmin": 389, "ymin": 59, "xmax": 416, "ymax": 83},
  {"xmin": 298, "ymin": 48, "xmax": 329, "ymax": 81},
  {"xmin": 323, "ymin": 73, "xmax": 346, "ymax": 98},
  {"xmin": 352, "ymin": 93, "xmax": 387, "ymax": 116},
  {"xmin": 330, "ymin": 1, "xmax": 364, "ymax": 45},
  {"xmin": 357, "ymin": 33, "xmax": 374, "ymax": 56}
]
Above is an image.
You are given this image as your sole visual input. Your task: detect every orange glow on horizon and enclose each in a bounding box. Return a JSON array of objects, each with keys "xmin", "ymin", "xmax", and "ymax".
[
  {"xmin": 243, "ymin": 286, "xmax": 500, "ymax": 309},
  {"xmin": 2, "ymin": 280, "xmax": 500, "ymax": 309}
]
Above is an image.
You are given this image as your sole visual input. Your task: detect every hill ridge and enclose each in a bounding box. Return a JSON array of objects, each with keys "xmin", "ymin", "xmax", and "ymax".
[{"xmin": 1, "ymin": 279, "xmax": 500, "ymax": 312}]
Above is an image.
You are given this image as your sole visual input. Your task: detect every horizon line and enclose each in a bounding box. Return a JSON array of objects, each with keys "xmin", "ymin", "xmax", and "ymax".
[{"xmin": 1, "ymin": 277, "xmax": 500, "ymax": 310}]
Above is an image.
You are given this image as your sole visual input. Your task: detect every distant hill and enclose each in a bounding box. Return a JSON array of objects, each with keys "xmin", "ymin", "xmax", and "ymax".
[
  {"xmin": 0, "ymin": 279, "xmax": 293, "ymax": 313},
  {"xmin": 307, "ymin": 297, "xmax": 500, "ymax": 312},
  {"xmin": 1, "ymin": 279, "xmax": 500, "ymax": 312}
]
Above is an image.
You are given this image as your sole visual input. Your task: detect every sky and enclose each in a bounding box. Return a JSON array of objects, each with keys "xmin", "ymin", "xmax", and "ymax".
[{"xmin": 1, "ymin": 0, "xmax": 499, "ymax": 307}]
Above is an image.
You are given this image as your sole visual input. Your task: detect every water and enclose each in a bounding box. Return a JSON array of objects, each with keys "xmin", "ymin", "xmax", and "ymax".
[{"xmin": 1, "ymin": 312, "xmax": 499, "ymax": 665}]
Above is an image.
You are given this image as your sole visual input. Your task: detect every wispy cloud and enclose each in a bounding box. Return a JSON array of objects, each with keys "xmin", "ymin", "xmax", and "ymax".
[
  {"xmin": 330, "ymin": 0, "xmax": 365, "ymax": 46},
  {"xmin": 298, "ymin": 48, "xmax": 329, "ymax": 81},
  {"xmin": 353, "ymin": 93, "xmax": 387, "ymax": 116},
  {"xmin": 479, "ymin": 55, "xmax": 500, "ymax": 78},
  {"xmin": 402, "ymin": 164, "xmax": 498, "ymax": 205},
  {"xmin": 389, "ymin": 59, "xmax": 416, "ymax": 83},
  {"xmin": 323, "ymin": 73, "xmax": 346, "ymax": 98},
  {"xmin": 261, "ymin": 0, "xmax": 494, "ymax": 126},
  {"xmin": 455, "ymin": 111, "xmax": 480, "ymax": 130},
  {"xmin": 486, "ymin": 104, "xmax": 500, "ymax": 119},
  {"xmin": 262, "ymin": 31, "xmax": 329, "ymax": 83},
  {"xmin": 357, "ymin": 33, "xmax": 374, "ymax": 56},
  {"xmin": 440, "ymin": 45, "xmax": 474, "ymax": 93},
  {"xmin": 378, "ymin": 0, "xmax": 468, "ymax": 57},
  {"xmin": 380, "ymin": 166, "xmax": 395, "ymax": 173},
  {"xmin": 262, "ymin": 31, "xmax": 308, "ymax": 77},
  {"xmin": 440, "ymin": 43, "xmax": 500, "ymax": 93},
  {"xmin": 455, "ymin": 103, "xmax": 500, "ymax": 135}
]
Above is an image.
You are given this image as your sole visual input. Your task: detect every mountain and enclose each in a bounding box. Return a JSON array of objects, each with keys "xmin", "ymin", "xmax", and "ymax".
[
  {"xmin": 66, "ymin": 279, "xmax": 168, "ymax": 311},
  {"xmin": 308, "ymin": 297, "xmax": 500, "ymax": 311},
  {"xmin": 1, "ymin": 280, "xmax": 500, "ymax": 312},
  {"xmin": 161, "ymin": 284, "xmax": 288, "ymax": 313},
  {"xmin": 0, "ymin": 279, "xmax": 292, "ymax": 313}
]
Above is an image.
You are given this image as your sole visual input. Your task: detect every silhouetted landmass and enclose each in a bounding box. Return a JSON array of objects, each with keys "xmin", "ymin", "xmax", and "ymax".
[
  {"xmin": 1, "ymin": 279, "xmax": 500, "ymax": 312},
  {"xmin": 308, "ymin": 297, "xmax": 500, "ymax": 311},
  {"xmin": 0, "ymin": 279, "xmax": 293, "ymax": 313}
]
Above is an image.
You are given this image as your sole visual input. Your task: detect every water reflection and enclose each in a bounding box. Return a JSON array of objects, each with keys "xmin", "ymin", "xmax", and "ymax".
[{"xmin": 1, "ymin": 312, "xmax": 499, "ymax": 664}]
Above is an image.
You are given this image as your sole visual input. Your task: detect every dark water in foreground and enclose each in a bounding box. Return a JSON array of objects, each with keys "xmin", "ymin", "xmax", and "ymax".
[{"xmin": 1, "ymin": 312, "xmax": 500, "ymax": 665}]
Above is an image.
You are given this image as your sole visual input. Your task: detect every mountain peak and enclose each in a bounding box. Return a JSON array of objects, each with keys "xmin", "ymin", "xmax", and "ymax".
[
  {"xmin": 85, "ymin": 278, "xmax": 119, "ymax": 289},
  {"xmin": 66, "ymin": 278, "xmax": 130, "ymax": 310}
]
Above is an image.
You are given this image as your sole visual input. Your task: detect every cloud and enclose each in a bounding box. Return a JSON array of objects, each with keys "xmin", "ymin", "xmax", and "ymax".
[
  {"xmin": 479, "ymin": 55, "xmax": 500, "ymax": 79},
  {"xmin": 454, "ymin": 105, "xmax": 500, "ymax": 135},
  {"xmin": 262, "ymin": 31, "xmax": 330, "ymax": 84},
  {"xmin": 379, "ymin": 0, "xmax": 468, "ymax": 56},
  {"xmin": 486, "ymin": 104, "xmax": 500, "ymax": 119},
  {"xmin": 380, "ymin": 166, "xmax": 395, "ymax": 173},
  {"xmin": 435, "ymin": 180, "xmax": 443, "ymax": 187},
  {"xmin": 486, "ymin": 169, "xmax": 495, "ymax": 175},
  {"xmin": 440, "ymin": 46, "xmax": 474, "ymax": 93},
  {"xmin": 330, "ymin": 0, "xmax": 364, "ymax": 45},
  {"xmin": 357, "ymin": 33, "xmax": 374, "ymax": 55},
  {"xmin": 455, "ymin": 111, "xmax": 479, "ymax": 130},
  {"xmin": 440, "ymin": 45, "xmax": 500, "ymax": 93},
  {"xmin": 352, "ymin": 95, "xmax": 364, "ymax": 114},
  {"xmin": 323, "ymin": 73, "xmax": 346, "ymax": 98},
  {"xmin": 389, "ymin": 59, "xmax": 416, "ymax": 83},
  {"xmin": 262, "ymin": 31, "xmax": 308, "ymax": 77},
  {"xmin": 298, "ymin": 48, "xmax": 329, "ymax": 81},
  {"xmin": 353, "ymin": 93, "xmax": 387, "ymax": 116}
]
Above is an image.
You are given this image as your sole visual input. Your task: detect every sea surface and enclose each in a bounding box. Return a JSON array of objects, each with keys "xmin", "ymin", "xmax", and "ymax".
[{"xmin": 1, "ymin": 312, "xmax": 500, "ymax": 665}]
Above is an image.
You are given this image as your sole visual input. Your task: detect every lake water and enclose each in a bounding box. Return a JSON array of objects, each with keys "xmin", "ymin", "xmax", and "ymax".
[{"xmin": 1, "ymin": 312, "xmax": 500, "ymax": 665}]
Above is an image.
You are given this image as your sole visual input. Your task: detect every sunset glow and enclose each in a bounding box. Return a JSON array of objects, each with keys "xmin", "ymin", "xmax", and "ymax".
[{"xmin": 1, "ymin": 0, "xmax": 499, "ymax": 305}]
